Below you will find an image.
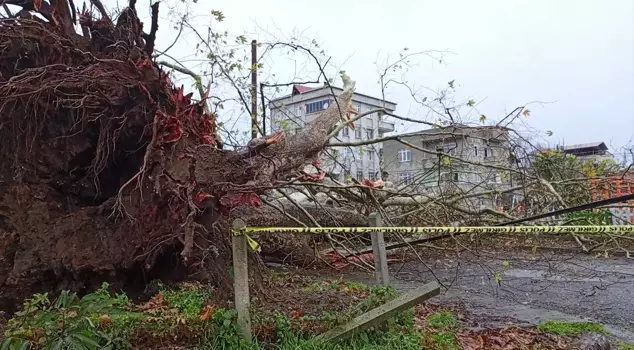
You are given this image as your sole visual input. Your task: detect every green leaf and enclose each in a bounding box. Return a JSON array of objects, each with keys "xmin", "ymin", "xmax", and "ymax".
[
  {"xmin": 442, "ymin": 156, "xmax": 451, "ymax": 165},
  {"xmin": 360, "ymin": 332, "xmax": 370, "ymax": 343},
  {"xmin": 546, "ymin": 130, "xmax": 553, "ymax": 137},
  {"xmin": 211, "ymin": 10, "xmax": 225, "ymax": 21},
  {"xmin": 495, "ymin": 273, "xmax": 502, "ymax": 282},
  {"xmin": 467, "ymin": 99, "xmax": 476, "ymax": 107},
  {"xmin": 532, "ymin": 246, "xmax": 537, "ymax": 254},
  {"xmin": 448, "ymin": 80, "xmax": 455, "ymax": 89},
  {"xmin": 503, "ymin": 260, "xmax": 510, "ymax": 267},
  {"xmin": 50, "ymin": 338, "xmax": 64, "ymax": 350},
  {"xmin": 479, "ymin": 115, "xmax": 486, "ymax": 123},
  {"xmin": 17, "ymin": 341, "xmax": 31, "ymax": 350},
  {"xmin": 72, "ymin": 333, "xmax": 100, "ymax": 348},
  {"xmin": 1, "ymin": 338, "xmax": 23, "ymax": 350},
  {"xmin": 223, "ymin": 319, "xmax": 231, "ymax": 327}
]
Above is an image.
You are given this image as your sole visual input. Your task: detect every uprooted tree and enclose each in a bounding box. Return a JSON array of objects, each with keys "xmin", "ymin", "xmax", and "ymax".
[
  {"xmin": 0, "ymin": 0, "xmax": 369, "ymax": 311},
  {"xmin": 1, "ymin": 0, "xmax": 632, "ymax": 312}
]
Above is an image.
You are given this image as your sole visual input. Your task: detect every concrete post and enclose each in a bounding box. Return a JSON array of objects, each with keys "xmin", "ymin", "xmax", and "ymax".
[
  {"xmin": 231, "ymin": 219, "xmax": 252, "ymax": 342},
  {"xmin": 316, "ymin": 281, "xmax": 440, "ymax": 343},
  {"xmin": 369, "ymin": 212, "xmax": 389, "ymax": 285}
]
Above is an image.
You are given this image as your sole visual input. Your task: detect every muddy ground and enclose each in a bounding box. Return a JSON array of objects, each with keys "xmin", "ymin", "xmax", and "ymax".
[{"xmin": 302, "ymin": 248, "xmax": 634, "ymax": 344}]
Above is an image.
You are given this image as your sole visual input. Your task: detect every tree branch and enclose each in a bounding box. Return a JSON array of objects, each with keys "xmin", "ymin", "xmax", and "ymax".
[{"xmin": 143, "ymin": 2, "xmax": 159, "ymax": 56}]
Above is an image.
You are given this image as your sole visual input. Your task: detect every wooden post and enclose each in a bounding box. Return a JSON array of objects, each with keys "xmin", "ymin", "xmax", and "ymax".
[
  {"xmin": 231, "ymin": 219, "xmax": 252, "ymax": 342},
  {"xmin": 369, "ymin": 212, "xmax": 389, "ymax": 285}
]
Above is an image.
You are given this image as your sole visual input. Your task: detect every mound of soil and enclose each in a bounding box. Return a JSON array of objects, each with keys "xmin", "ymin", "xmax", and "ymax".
[{"xmin": 0, "ymin": 0, "xmax": 357, "ymax": 312}]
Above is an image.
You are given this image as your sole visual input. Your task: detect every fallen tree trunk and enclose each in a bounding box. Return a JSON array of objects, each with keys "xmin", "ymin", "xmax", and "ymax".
[
  {"xmin": 0, "ymin": 0, "xmax": 356, "ymax": 311},
  {"xmin": 233, "ymin": 205, "xmax": 368, "ymax": 265}
]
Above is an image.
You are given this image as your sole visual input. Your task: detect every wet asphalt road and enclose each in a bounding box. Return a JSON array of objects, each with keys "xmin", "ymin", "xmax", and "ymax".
[{"xmin": 351, "ymin": 249, "xmax": 634, "ymax": 343}]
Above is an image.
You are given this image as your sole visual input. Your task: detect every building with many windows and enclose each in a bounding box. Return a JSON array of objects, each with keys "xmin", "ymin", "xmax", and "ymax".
[
  {"xmin": 382, "ymin": 125, "xmax": 515, "ymax": 208},
  {"xmin": 268, "ymin": 84, "xmax": 396, "ymax": 181}
]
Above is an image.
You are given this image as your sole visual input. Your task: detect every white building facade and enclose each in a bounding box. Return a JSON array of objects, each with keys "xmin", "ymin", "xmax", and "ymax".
[{"xmin": 268, "ymin": 84, "xmax": 396, "ymax": 181}]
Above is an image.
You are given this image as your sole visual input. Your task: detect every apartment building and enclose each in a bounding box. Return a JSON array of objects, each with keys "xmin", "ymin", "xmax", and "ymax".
[
  {"xmin": 383, "ymin": 125, "xmax": 515, "ymax": 208},
  {"xmin": 548, "ymin": 142, "xmax": 613, "ymax": 164},
  {"xmin": 268, "ymin": 84, "xmax": 396, "ymax": 181}
]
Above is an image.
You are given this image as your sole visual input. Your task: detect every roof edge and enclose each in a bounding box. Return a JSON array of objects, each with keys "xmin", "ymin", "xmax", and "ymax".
[{"xmin": 268, "ymin": 85, "xmax": 398, "ymax": 106}]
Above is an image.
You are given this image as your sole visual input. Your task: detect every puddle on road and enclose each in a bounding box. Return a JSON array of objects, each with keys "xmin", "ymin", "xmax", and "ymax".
[{"xmin": 502, "ymin": 268, "xmax": 604, "ymax": 282}]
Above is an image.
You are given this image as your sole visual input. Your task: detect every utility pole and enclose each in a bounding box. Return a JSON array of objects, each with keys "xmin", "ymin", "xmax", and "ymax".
[{"xmin": 250, "ymin": 40, "xmax": 257, "ymax": 140}]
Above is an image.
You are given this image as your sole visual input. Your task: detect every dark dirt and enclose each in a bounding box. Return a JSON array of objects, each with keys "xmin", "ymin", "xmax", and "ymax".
[{"xmin": 253, "ymin": 273, "xmax": 367, "ymax": 318}]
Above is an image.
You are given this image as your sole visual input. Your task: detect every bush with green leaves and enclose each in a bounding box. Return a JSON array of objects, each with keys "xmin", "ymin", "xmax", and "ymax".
[{"xmin": 1, "ymin": 283, "xmax": 138, "ymax": 350}]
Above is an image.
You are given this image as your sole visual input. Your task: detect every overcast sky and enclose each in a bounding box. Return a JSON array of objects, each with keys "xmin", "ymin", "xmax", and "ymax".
[{"xmin": 108, "ymin": 0, "xmax": 633, "ymax": 157}]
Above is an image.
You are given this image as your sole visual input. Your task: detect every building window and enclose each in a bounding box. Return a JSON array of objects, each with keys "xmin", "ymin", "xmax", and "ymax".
[
  {"xmin": 443, "ymin": 143, "xmax": 456, "ymax": 155},
  {"xmin": 365, "ymin": 128, "xmax": 374, "ymax": 139},
  {"xmin": 399, "ymin": 172, "xmax": 412, "ymax": 185},
  {"xmin": 398, "ymin": 149, "xmax": 411, "ymax": 162},
  {"xmin": 367, "ymin": 150, "xmax": 374, "ymax": 161},
  {"xmin": 305, "ymin": 99, "xmax": 332, "ymax": 114},
  {"xmin": 293, "ymin": 127, "xmax": 301, "ymax": 135},
  {"xmin": 484, "ymin": 148, "xmax": 492, "ymax": 158},
  {"xmin": 355, "ymin": 126, "xmax": 362, "ymax": 139},
  {"xmin": 356, "ymin": 170, "xmax": 364, "ymax": 180},
  {"xmin": 342, "ymin": 126, "xmax": 349, "ymax": 137},
  {"xmin": 453, "ymin": 173, "xmax": 459, "ymax": 182},
  {"xmin": 353, "ymin": 104, "xmax": 361, "ymax": 112},
  {"xmin": 368, "ymin": 170, "xmax": 377, "ymax": 181},
  {"xmin": 474, "ymin": 146, "xmax": 478, "ymax": 156}
]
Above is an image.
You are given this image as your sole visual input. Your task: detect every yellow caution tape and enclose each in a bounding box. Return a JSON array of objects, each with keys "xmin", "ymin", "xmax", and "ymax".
[
  {"xmin": 240, "ymin": 225, "xmax": 634, "ymax": 235},
  {"xmin": 245, "ymin": 234, "xmax": 261, "ymax": 252},
  {"xmin": 230, "ymin": 227, "xmax": 261, "ymax": 252}
]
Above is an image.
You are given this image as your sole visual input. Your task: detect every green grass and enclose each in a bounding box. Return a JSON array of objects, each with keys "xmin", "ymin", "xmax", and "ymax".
[
  {"xmin": 619, "ymin": 342, "xmax": 634, "ymax": 350},
  {"xmin": 301, "ymin": 280, "xmax": 370, "ymax": 293},
  {"xmin": 424, "ymin": 311, "xmax": 460, "ymax": 350},
  {"xmin": 427, "ymin": 312, "xmax": 458, "ymax": 330},
  {"xmin": 162, "ymin": 284, "xmax": 212, "ymax": 317},
  {"xmin": 197, "ymin": 311, "xmax": 425, "ymax": 350},
  {"xmin": 537, "ymin": 320, "xmax": 607, "ymax": 336},
  {"xmin": 0, "ymin": 280, "xmax": 467, "ymax": 350}
]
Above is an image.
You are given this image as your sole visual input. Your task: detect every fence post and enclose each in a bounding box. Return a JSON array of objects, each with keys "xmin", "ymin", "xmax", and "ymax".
[
  {"xmin": 369, "ymin": 212, "xmax": 389, "ymax": 285},
  {"xmin": 231, "ymin": 218, "xmax": 252, "ymax": 342}
]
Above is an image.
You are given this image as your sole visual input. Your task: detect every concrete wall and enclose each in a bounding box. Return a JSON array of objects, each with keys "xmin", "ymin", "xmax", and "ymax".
[
  {"xmin": 383, "ymin": 126, "xmax": 515, "ymax": 208},
  {"xmin": 269, "ymin": 86, "xmax": 397, "ymax": 181}
]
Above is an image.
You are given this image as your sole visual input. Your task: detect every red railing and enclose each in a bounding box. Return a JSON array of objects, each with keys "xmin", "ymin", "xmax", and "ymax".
[{"xmin": 591, "ymin": 177, "xmax": 634, "ymax": 223}]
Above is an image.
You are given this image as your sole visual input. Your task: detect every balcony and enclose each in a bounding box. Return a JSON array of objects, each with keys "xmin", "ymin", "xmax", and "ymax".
[{"xmin": 378, "ymin": 120, "xmax": 395, "ymax": 133}]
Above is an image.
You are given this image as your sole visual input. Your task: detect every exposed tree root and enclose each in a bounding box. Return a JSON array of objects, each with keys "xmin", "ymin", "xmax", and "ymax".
[{"xmin": 0, "ymin": 0, "xmax": 355, "ymax": 311}]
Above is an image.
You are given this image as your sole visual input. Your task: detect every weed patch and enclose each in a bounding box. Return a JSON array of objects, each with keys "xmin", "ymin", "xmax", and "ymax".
[{"xmin": 537, "ymin": 320, "xmax": 607, "ymax": 336}]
